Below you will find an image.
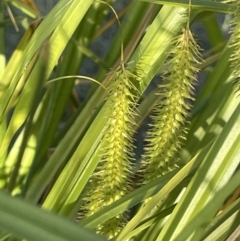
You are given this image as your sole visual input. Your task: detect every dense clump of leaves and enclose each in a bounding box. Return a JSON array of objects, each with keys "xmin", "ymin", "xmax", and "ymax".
[{"xmin": 0, "ymin": 1, "xmax": 239, "ymax": 241}]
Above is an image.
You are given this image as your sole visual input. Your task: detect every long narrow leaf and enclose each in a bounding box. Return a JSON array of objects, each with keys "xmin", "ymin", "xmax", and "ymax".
[
  {"xmin": 0, "ymin": 190, "xmax": 107, "ymax": 241},
  {"xmin": 157, "ymin": 103, "xmax": 240, "ymax": 240},
  {"xmin": 0, "ymin": 0, "xmax": 94, "ymax": 183},
  {"xmin": 116, "ymin": 140, "xmax": 213, "ymax": 240},
  {"xmin": 139, "ymin": 0, "xmax": 232, "ymax": 13}
]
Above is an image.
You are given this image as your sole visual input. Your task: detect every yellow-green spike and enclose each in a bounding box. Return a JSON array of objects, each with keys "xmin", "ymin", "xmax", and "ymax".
[
  {"xmin": 141, "ymin": 28, "xmax": 202, "ymax": 184},
  {"xmin": 223, "ymin": 0, "xmax": 240, "ymax": 94},
  {"xmin": 84, "ymin": 67, "xmax": 137, "ymax": 238}
]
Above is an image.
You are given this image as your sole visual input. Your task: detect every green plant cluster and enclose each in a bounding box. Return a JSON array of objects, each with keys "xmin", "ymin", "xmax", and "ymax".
[{"xmin": 0, "ymin": 0, "xmax": 239, "ymax": 241}]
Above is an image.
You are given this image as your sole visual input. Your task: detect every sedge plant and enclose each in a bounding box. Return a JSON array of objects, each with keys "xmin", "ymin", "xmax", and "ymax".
[{"xmin": 0, "ymin": 0, "xmax": 239, "ymax": 241}]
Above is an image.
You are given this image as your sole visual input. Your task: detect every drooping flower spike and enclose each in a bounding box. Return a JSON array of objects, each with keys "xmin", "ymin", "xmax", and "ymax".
[
  {"xmin": 141, "ymin": 28, "xmax": 202, "ymax": 184},
  {"xmin": 84, "ymin": 66, "xmax": 138, "ymax": 238},
  {"xmin": 223, "ymin": 0, "xmax": 240, "ymax": 94}
]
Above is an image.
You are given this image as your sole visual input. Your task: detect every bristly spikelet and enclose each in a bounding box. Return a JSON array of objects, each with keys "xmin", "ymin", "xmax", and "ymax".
[
  {"xmin": 224, "ymin": 0, "xmax": 240, "ymax": 94},
  {"xmin": 141, "ymin": 28, "xmax": 202, "ymax": 184},
  {"xmin": 84, "ymin": 67, "xmax": 137, "ymax": 238}
]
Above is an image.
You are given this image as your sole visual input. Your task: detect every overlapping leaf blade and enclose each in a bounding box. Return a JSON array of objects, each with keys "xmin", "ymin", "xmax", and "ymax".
[{"xmin": 0, "ymin": 190, "xmax": 108, "ymax": 241}]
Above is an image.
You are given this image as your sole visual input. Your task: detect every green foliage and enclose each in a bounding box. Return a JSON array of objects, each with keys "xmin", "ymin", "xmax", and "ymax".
[{"xmin": 0, "ymin": 0, "xmax": 239, "ymax": 241}]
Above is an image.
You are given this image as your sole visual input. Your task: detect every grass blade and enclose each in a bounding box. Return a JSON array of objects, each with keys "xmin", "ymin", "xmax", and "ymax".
[
  {"xmin": 0, "ymin": 190, "xmax": 108, "ymax": 241},
  {"xmin": 139, "ymin": 0, "xmax": 232, "ymax": 13}
]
